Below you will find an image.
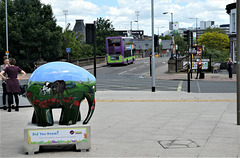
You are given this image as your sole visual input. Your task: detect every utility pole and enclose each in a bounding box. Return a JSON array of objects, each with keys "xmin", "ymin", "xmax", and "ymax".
[
  {"xmin": 135, "ymin": 11, "xmax": 140, "ymax": 30},
  {"xmin": 237, "ymin": 0, "xmax": 240, "ymax": 125},
  {"xmin": 63, "ymin": 10, "xmax": 68, "ymax": 30},
  {"xmin": 130, "ymin": 21, "xmax": 132, "ymax": 36}
]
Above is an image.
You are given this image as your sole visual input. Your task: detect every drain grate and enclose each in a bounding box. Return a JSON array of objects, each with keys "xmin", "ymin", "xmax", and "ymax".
[{"xmin": 157, "ymin": 140, "xmax": 200, "ymax": 149}]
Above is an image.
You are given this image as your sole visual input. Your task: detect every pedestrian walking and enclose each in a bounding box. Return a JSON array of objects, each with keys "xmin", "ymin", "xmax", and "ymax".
[
  {"xmin": 0, "ymin": 58, "xmax": 26, "ymax": 112},
  {"xmin": 195, "ymin": 59, "xmax": 202, "ymax": 79},
  {"xmin": 177, "ymin": 51, "xmax": 181, "ymax": 58},
  {"xmin": 0, "ymin": 56, "xmax": 9, "ymax": 110},
  {"xmin": 227, "ymin": 58, "xmax": 233, "ymax": 79}
]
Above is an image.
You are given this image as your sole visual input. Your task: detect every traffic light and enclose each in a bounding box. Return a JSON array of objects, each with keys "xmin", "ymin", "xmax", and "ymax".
[
  {"xmin": 85, "ymin": 23, "xmax": 95, "ymax": 44},
  {"xmin": 154, "ymin": 34, "xmax": 159, "ymax": 50},
  {"xmin": 183, "ymin": 30, "xmax": 190, "ymax": 45},
  {"xmin": 190, "ymin": 31, "xmax": 193, "ymax": 46}
]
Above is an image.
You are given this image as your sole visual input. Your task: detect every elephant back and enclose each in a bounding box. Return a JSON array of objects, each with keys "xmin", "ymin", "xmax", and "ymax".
[{"xmin": 26, "ymin": 62, "xmax": 96, "ymax": 109}]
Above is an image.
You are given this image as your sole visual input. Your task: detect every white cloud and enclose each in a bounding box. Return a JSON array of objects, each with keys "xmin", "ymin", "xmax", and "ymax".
[
  {"xmin": 69, "ymin": 0, "xmax": 100, "ymax": 15},
  {"xmin": 40, "ymin": 0, "xmax": 235, "ymax": 35}
]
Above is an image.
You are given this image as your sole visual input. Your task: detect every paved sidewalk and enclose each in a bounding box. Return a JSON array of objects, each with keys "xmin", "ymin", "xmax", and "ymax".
[
  {"xmin": 145, "ymin": 63, "xmax": 237, "ymax": 82},
  {"xmin": 0, "ymin": 91, "xmax": 239, "ymax": 157}
]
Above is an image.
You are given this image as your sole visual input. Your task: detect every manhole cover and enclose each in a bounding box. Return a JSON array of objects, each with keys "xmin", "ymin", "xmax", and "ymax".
[{"xmin": 157, "ymin": 140, "xmax": 200, "ymax": 149}]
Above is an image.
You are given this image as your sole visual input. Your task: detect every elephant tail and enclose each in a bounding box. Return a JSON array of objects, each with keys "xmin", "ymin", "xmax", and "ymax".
[{"xmin": 83, "ymin": 94, "xmax": 95, "ymax": 124}]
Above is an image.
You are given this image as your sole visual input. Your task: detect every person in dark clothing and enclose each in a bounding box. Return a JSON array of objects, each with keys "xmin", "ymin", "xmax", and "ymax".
[
  {"xmin": 0, "ymin": 57, "xmax": 9, "ymax": 110},
  {"xmin": 0, "ymin": 58, "xmax": 26, "ymax": 112},
  {"xmin": 227, "ymin": 58, "xmax": 233, "ymax": 79},
  {"xmin": 195, "ymin": 59, "xmax": 202, "ymax": 79}
]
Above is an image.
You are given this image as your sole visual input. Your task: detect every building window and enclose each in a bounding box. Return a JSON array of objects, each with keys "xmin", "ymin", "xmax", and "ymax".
[
  {"xmin": 233, "ymin": 41, "xmax": 237, "ymax": 63},
  {"xmin": 232, "ymin": 13, "xmax": 236, "ymax": 33},
  {"xmin": 230, "ymin": 9, "xmax": 236, "ymax": 34}
]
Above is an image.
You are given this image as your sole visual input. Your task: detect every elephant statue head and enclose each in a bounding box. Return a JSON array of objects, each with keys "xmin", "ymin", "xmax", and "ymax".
[{"xmin": 26, "ymin": 62, "xmax": 96, "ymax": 126}]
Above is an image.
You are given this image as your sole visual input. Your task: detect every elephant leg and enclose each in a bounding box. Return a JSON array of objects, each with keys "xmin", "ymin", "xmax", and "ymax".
[
  {"xmin": 34, "ymin": 108, "xmax": 54, "ymax": 126},
  {"xmin": 77, "ymin": 111, "xmax": 81, "ymax": 121},
  {"xmin": 83, "ymin": 93, "xmax": 95, "ymax": 125},
  {"xmin": 59, "ymin": 105, "xmax": 80, "ymax": 125},
  {"xmin": 31, "ymin": 111, "xmax": 37, "ymax": 124}
]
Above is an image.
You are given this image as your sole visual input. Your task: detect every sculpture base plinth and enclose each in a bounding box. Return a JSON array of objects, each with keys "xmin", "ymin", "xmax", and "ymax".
[{"xmin": 24, "ymin": 122, "xmax": 91, "ymax": 155}]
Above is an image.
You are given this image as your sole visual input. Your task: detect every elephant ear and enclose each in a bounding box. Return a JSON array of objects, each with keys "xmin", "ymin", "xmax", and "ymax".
[{"xmin": 83, "ymin": 93, "xmax": 95, "ymax": 124}]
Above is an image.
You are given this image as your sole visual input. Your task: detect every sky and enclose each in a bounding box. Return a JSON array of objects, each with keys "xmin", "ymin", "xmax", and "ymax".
[{"xmin": 40, "ymin": 0, "xmax": 236, "ymax": 35}]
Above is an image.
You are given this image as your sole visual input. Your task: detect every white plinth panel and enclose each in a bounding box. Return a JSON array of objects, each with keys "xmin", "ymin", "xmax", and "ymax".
[{"xmin": 24, "ymin": 122, "xmax": 91, "ymax": 155}]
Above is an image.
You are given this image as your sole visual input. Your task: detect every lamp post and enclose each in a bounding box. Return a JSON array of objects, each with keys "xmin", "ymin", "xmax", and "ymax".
[
  {"xmin": 170, "ymin": 42, "xmax": 174, "ymax": 59},
  {"xmin": 5, "ymin": 0, "xmax": 9, "ymax": 58},
  {"xmin": 163, "ymin": 12, "xmax": 174, "ymax": 59},
  {"xmin": 189, "ymin": 18, "xmax": 198, "ymax": 45},
  {"xmin": 163, "ymin": 12, "xmax": 173, "ymax": 31},
  {"xmin": 151, "ymin": 0, "xmax": 155, "ymax": 92}
]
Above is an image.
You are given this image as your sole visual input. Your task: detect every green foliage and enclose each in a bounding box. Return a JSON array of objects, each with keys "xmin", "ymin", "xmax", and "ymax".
[
  {"xmin": 174, "ymin": 35, "xmax": 188, "ymax": 55},
  {"xmin": 159, "ymin": 35, "xmax": 172, "ymax": 40},
  {"xmin": 61, "ymin": 29, "xmax": 93, "ymax": 59},
  {"xmin": 198, "ymin": 32, "xmax": 229, "ymax": 51},
  {"xmin": 203, "ymin": 27, "xmax": 226, "ymax": 34},
  {"xmin": 159, "ymin": 34, "xmax": 188, "ymax": 55},
  {"xmin": 198, "ymin": 29, "xmax": 230, "ymax": 62},
  {"xmin": 96, "ymin": 17, "xmax": 118, "ymax": 56},
  {"xmin": 0, "ymin": 0, "xmax": 63, "ymax": 72},
  {"xmin": 203, "ymin": 48, "xmax": 230, "ymax": 63}
]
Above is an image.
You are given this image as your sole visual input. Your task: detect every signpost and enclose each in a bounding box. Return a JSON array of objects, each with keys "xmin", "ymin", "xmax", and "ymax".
[
  {"xmin": 66, "ymin": 48, "xmax": 71, "ymax": 62},
  {"xmin": 5, "ymin": 51, "xmax": 9, "ymax": 58}
]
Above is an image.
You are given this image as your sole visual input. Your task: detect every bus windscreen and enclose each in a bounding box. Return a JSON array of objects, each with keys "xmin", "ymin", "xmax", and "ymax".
[{"xmin": 108, "ymin": 38, "xmax": 121, "ymax": 46}]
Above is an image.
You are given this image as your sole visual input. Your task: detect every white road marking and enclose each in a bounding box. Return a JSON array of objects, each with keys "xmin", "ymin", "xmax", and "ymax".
[
  {"xmin": 129, "ymin": 68, "xmax": 137, "ymax": 71},
  {"xmin": 177, "ymin": 81, "xmax": 183, "ymax": 91},
  {"xmin": 118, "ymin": 71, "xmax": 128, "ymax": 75},
  {"xmin": 197, "ymin": 81, "xmax": 201, "ymax": 93}
]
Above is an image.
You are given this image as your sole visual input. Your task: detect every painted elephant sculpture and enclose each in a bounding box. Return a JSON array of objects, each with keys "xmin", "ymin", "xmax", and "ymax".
[{"xmin": 26, "ymin": 62, "xmax": 96, "ymax": 126}]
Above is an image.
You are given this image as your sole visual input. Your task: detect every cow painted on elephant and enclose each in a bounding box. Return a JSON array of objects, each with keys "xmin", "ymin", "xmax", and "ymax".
[{"xmin": 26, "ymin": 62, "xmax": 96, "ymax": 126}]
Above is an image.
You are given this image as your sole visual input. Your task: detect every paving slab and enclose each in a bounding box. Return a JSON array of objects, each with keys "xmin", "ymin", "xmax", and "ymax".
[{"xmin": 0, "ymin": 91, "xmax": 239, "ymax": 157}]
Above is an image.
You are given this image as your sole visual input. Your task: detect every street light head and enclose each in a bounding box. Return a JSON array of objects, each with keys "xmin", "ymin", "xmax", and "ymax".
[{"xmin": 163, "ymin": 12, "xmax": 168, "ymax": 14}]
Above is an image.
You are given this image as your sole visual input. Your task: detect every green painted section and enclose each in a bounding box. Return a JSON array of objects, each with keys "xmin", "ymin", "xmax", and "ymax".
[
  {"xmin": 107, "ymin": 55, "xmax": 135, "ymax": 64},
  {"xmin": 27, "ymin": 81, "xmax": 96, "ymax": 126},
  {"xmin": 107, "ymin": 55, "xmax": 123, "ymax": 63}
]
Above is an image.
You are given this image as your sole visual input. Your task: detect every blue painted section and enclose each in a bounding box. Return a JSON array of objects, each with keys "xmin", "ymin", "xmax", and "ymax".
[{"xmin": 29, "ymin": 62, "xmax": 96, "ymax": 82}]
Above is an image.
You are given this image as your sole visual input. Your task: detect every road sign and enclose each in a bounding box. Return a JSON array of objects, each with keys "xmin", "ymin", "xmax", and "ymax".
[
  {"xmin": 66, "ymin": 48, "xmax": 71, "ymax": 53},
  {"xmin": 5, "ymin": 51, "xmax": 9, "ymax": 55}
]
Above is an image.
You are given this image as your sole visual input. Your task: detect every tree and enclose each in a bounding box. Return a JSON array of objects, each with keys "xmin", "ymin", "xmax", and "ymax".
[
  {"xmin": 198, "ymin": 32, "xmax": 229, "ymax": 51},
  {"xmin": 174, "ymin": 35, "xmax": 188, "ymax": 55},
  {"xmin": 198, "ymin": 31, "xmax": 230, "ymax": 62},
  {"xmin": 203, "ymin": 27, "xmax": 226, "ymax": 34},
  {"xmin": 0, "ymin": 0, "xmax": 63, "ymax": 72},
  {"xmin": 159, "ymin": 35, "xmax": 172, "ymax": 40},
  {"xmin": 61, "ymin": 25, "xmax": 93, "ymax": 59},
  {"xmin": 96, "ymin": 17, "xmax": 118, "ymax": 56},
  {"xmin": 159, "ymin": 34, "xmax": 188, "ymax": 55}
]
